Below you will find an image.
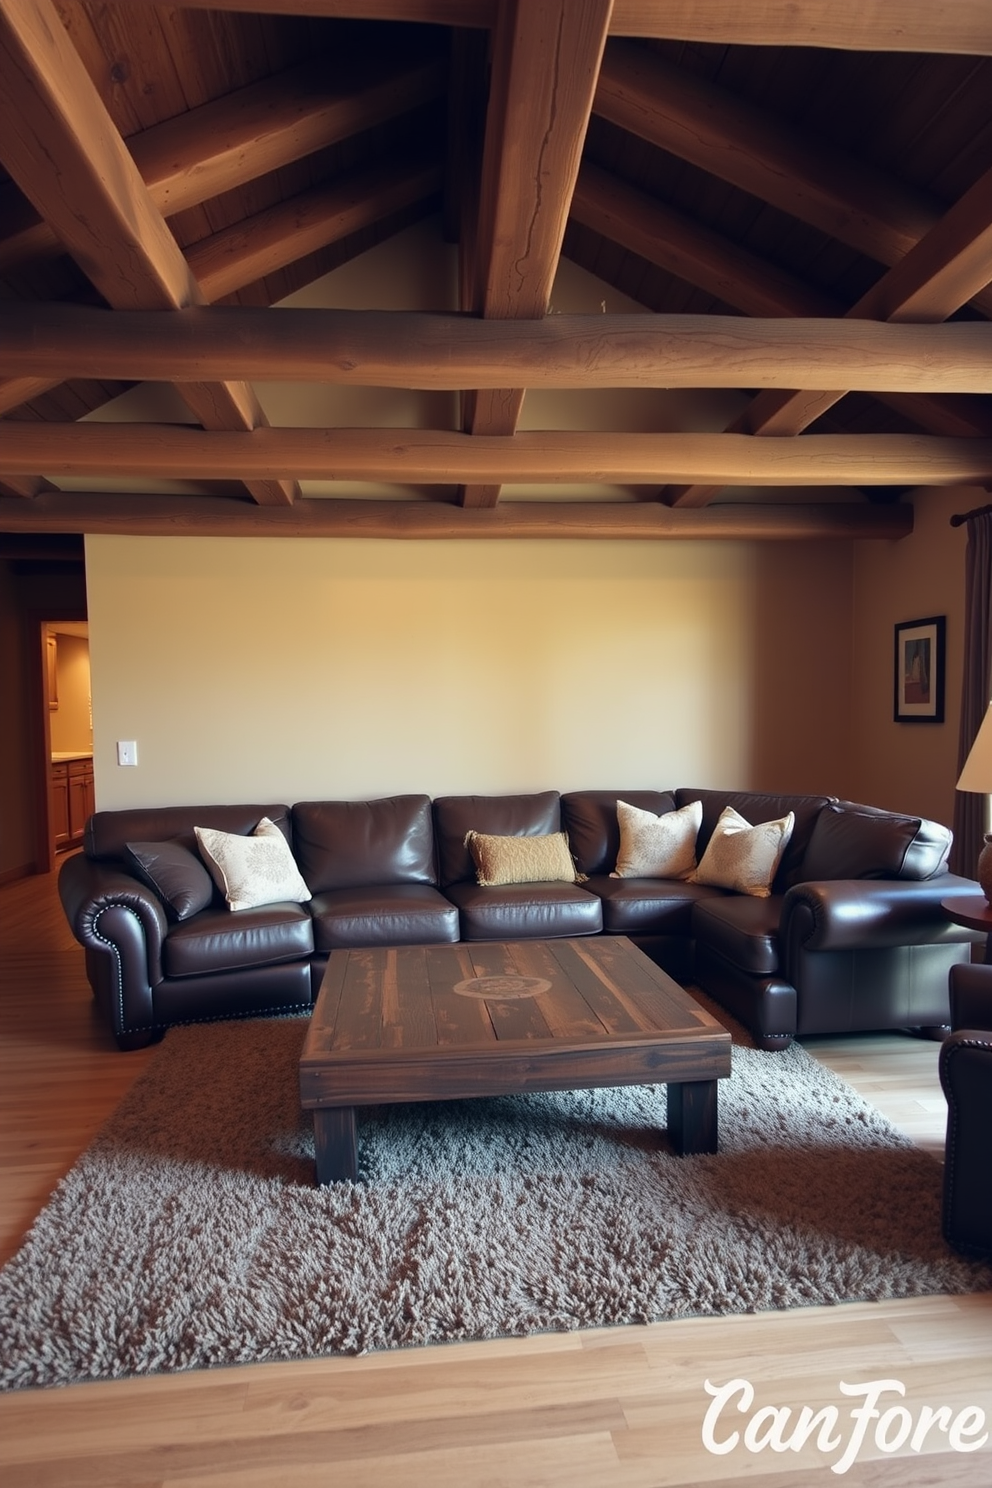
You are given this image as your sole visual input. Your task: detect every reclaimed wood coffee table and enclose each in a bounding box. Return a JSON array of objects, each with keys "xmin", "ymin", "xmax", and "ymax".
[{"xmin": 299, "ymin": 936, "xmax": 732, "ymax": 1184}]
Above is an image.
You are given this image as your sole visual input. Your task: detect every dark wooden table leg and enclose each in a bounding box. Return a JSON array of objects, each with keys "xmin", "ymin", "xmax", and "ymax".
[
  {"xmin": 313, "ymin": 1106, "xmax": 358, "ymax": 1184},
  {"xmin": 667, "ymin": 1079, "xmax": 719, "ymax": 1155}
]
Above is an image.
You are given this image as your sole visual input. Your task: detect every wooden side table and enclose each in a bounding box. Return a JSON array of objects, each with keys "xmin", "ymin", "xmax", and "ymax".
[{"xmin": 942, "ymin": 893, "xmax": 992, "ymax": 964}]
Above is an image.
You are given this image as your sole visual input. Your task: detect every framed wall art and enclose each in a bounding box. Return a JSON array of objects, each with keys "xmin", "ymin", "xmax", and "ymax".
[{"xmin": 893, "ymin": 615, "xmax": 945, "ymax": 723}]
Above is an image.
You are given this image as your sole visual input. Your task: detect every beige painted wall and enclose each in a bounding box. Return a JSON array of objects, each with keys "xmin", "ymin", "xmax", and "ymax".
[
  {"xmin": 850, "ymin": 484, "xmax": 976, "ymax": 829},
  {"xmin": 85, "ymin": 534, "xmax": 855, "ymax": 812},
  {"xmin": 81, "ymin": 220, "xmax": 860, "ymax": 818}
]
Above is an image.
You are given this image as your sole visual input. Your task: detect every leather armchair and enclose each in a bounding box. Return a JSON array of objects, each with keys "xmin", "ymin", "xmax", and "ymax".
[{"xmin": 938, "ymin": 961, "xmax": 992, "ymax": 1258}]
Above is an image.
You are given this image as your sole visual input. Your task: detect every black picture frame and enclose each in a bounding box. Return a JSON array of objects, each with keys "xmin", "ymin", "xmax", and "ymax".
[{"xmin": 893, "ymin": 615, "xmax": 945, "ymax": 723}]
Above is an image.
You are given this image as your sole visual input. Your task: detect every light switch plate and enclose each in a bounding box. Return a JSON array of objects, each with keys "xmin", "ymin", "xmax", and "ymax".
[{"xmin": 117, "ymin": 740, "xmax": 138, "ymax": 766}]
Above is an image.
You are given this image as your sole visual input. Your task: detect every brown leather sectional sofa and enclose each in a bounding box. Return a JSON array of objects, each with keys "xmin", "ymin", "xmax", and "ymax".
[
  {"xmin": 939, "ymin": 962, "xmax": 992, "ymax": 1258},
  {"xmin": 58, "ymin": 786, "xmax": 982, "ymax": 1052}
]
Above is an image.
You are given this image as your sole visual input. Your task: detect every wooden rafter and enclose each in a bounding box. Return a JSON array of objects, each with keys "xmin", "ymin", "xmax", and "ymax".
[
  {"xmin": 0, "ymin": 47, "xmax": 447, "ymax": 275},
  {"xmin": 571, "ymin": 162, "xmax": 842, "ymax": 319},
  {"xmin": 2, "ymin": 0, "xmax": 989, "ymax": 542},
  {"xmin": 186, "ymin": 155, "xmax": 444, "ymax": 304},
  {"xmin": 0, "ymin": 154, "xmax": 445, "ymax": 419},
  {"xmin": 460, "ymin": 0, "xmax": 614, "ymax": 507},
  {"xmin": 3, "ymin": 306, "xmax": 991, "ymax": 395},
  {"xmin": 1, "ymin": 424, "xmax": 990, "ymax": 488},
  {"xmin": 594, "ymin": 40, "xmax": 992, "ymax": 321},
  {"xmin": 0, "ymin": 491, "xmax": 914, "ymax": 541},
  {"xmin": 569, "ymin": 164, "xmax": 992, "ymax": 448},
  {"xmin": 667, "ymin": 163, "xmax": 992, "ymax": 506},
  {"xmin": 0, "ymin": 0, "xmax": 296, "ymax": 506},
  {"xmin": 123, "ymin": 1, "xmax": 992, "ymax": 56}
]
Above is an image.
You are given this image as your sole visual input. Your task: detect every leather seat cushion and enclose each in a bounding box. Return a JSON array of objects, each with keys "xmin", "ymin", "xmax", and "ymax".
[
  {"xmin": 309, "ymin": 884, "xmax": 459, "ymax": 950},
  {"xmin": 446, "ymin": 880, "xmax": 603, "ymax": 940},
  {"xmin": 586, "ymin": 875, "xmax": 727, "ymax": 935},
  {"xmin": 692, "ymin": 894, "xmax": 784, "ymax": 975},
  {"xmin": 163, "ymin": 902, "xmax": 314, "ymax": 978}
]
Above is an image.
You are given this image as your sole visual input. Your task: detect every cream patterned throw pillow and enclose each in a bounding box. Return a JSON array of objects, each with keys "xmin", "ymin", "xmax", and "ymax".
[
  {"xmin": 688, "ymin": 805, "xmax": 795, "ymax": 898},
  {"xmin": 611, "ymin": 798, "xmax": 702, "ymax": 880},
  {"xmin": 464, "ymin": 830, "xmax": 581, "ymax": 887},
  {"xmin": 194, "ymin": 817, "xmax": 311, "ymax": 912}
]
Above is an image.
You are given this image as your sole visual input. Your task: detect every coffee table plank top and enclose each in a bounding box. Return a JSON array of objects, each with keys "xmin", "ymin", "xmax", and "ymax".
[{"xmin": 300, "ymin": 938, "xmax": 730, "ymax": 1110}]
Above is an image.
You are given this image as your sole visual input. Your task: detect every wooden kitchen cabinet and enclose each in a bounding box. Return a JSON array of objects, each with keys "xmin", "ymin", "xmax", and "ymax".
[
  {"xmin": 50, "ymin": 762, "xmax": 70, "ymax": 848},
  {"xmin": 68, "ymin": 758, "xmax": 95, "ymax": 842},
  {"xmin": 51, "ymin": 756, "xmax": 94, "ymax": 849}
]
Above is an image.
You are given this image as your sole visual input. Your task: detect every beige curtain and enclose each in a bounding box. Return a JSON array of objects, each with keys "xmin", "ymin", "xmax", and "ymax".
[{"xmin": 951, "ymin": 506, "xmax": 992, "ymax": 877}]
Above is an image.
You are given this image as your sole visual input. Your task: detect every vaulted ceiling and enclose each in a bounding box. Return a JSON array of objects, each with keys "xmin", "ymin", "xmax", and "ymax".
[{"xmin": 1, "ymin": 0, "xmax": 991, "ymax": 543}]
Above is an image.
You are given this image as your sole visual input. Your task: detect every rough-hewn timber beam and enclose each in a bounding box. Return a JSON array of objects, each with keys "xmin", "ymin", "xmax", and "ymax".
[
  {"xmin": 667, "ymin": 162, "xmax": 992, "ymax": 505},
  {"xmin": 461, "ymin": 0, "xmax": 614, "ymax": 508},
  {"xmin": 0, "ymin": 48, "xmax": 447, "ymax": 273},
  {"xmin": 571, "ymin": 162, "xmax": 842, "ymax": 319},
  {"xmin": 124, "ymin": 1, "xmax": 992, "ymax": 55},
  {"xmin": 595, "ymin": 40, "xmax": 992, "ymax": 318},
  {"xmin": 1, "ymin": 425, "xmax": 989, "ymax": 487},
  {"xmin": 0, "ymin": 0, "xmax": 296, "ymax": 507},
  {"xmin": 0, "ymin": 474, "xmax": 54, "ymax": 499},
  {"xmin": 0, "ymin": 156, "xmax": 443, "ymax": 418},
  {"xmin": 187, "ymin": 156, "xmax": 443, "ymax": 303},
  {"xmin": 0, "ymin": 492, "xmax": 914, "ymax": 541},
  {"xmin": 3, "ymin": 306, "xmax": 991, "ymax": 395},
  {"xmin": 570, "ymin": 164, "xmax": 992, "ymax": 446}
]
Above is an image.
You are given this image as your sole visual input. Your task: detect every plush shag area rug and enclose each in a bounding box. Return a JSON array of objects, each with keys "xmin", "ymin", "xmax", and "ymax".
[{"xmin": 1, "ymin": 1012, "xmax": 990, "ymax": 1390}]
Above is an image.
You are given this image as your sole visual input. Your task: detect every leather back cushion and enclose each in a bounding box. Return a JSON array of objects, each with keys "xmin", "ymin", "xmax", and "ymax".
[
  {"xmin": 801, "ymin": 801, "xmax": 951, "ymax": 881},
  {"xmin": 125, "ymin": 840, "xmax": 215, "ymax": 921},
  {"xmin": 675, "ymin": 788, "xmax": 833, "ymax": 891},
  {"xmin": 433, "ymin": 791, "xmax": 561, "ymax": 885},
  {"xmin": 561, "ymin": 790, "xmax": 678, "ymax": 876},
  {"xmin": 292, "ymin": 795, "xmax": 437, "ymax": 891},
  {"xmin": 86, "ymin": 803, "xmax": 292, "ymax": 865}
]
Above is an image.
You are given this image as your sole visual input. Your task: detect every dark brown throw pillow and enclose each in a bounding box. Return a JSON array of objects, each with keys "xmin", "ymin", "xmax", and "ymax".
[
  {"xmin": 800, "ymin": 805, "xmax": 922, "ymax": 881},
  {"xmin": 125, "ymin": 840, "xmax": 215, "ymax": 921}
]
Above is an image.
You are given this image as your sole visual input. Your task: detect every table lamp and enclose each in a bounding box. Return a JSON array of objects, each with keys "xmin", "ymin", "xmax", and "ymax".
[{"xmin": 957, "ymin": 702, "xmax": 992, "ymax": 902}]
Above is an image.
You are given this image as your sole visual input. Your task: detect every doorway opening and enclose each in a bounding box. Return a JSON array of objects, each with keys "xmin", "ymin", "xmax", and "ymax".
[{"xmin": 45, "ymin": 622, "xmax": 93, "ymax": 857}]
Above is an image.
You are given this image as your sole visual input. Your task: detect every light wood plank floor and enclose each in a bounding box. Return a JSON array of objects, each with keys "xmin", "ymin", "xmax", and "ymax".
[{"xmin": 1, "ymin": 865, "xmax": 990, "ymax": 1487}]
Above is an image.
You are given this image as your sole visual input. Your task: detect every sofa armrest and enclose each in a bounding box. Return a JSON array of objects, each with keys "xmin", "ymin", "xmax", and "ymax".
[
  {"xmin": 949, "ymin": 963, "xmax": 992, "ymax": 1033},
  {"xmin": 58, "ymin": 854, "xmax": 170, "ymax": 1039},
  {"xmin": 60, "ymin": 854, "xmax": 169, "ymax": 963},
  {"xmin": 781, "ymin": 874, "xmax": 983, "ymax": 955},
  {"xmin": 938, "ymin": 1027, "xmax": 992, "ymax": 1258}
]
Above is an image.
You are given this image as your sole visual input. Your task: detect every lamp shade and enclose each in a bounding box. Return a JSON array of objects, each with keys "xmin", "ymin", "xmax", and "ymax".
[{"xmin": 957, "ymin": 704, "xmax": 992, "ymax": 793}]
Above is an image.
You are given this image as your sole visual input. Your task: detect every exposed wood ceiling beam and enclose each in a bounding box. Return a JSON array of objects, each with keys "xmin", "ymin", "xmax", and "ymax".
[
  {"xmin": 0, "ymin": 49, "xmax": 447, "ymax": 274},
  {"xmin": 668, "ymin": 162, "xmax": 992, "ymax": 505},
  {"xmin": 4, "ymin": 305, "xmax": 991, "ymax": 394},
  {"xmin": 0, "ymin": 491, "xmax": 914, "ymax": 541},
  {"xmin": 446, "ymin": 27, "xmax": 488, "ymax": 306},
  {"xmin": 0, "ymin": 155, "xmax": 443, "ymax": 417},
  {"xmin": 0, "ymin": 375, "xmax": 63, "ymax": 417},
  {"xmin": 461, "ymin": 0, "xmax": 614, "ymax": 508},
  {"xmin": 0, "ymin": 0, "xmax": 296, "ymax": 507},
  {"xmin": 594, "ymin": 40, "xmax": 992, "ymax": 319},
  {"xmin": 2, "ymin": 424, "xmax": 989, "ymax": 488},
  {"xmin": 187, "ymin": 154, "xmax": 443, "ymax": 303},
  {"xmin": 124, "ymin": 1, "xmax": 992, "ymax": 56},
  {"xmin": 570, "ymin": 163, "xmax": 990, "ymax": 446},
  {"xmin": 0, "ymin": 474, "xmax": 55, "ymax": 499},
  {"xmin": 611, "ymin": 0, "xmax": 992, "ymax": 51},
  {"xmin": 571, "ymin": 161, "xmax": 842, "ymax": 318}
]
